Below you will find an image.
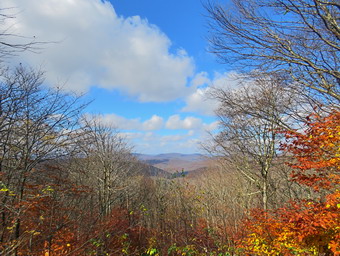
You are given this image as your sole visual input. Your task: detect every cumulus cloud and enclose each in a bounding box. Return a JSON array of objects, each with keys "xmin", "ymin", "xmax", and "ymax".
[
  {"xmin": 165, "ymin": 115, "xmax": 203, "ymax": 130},
  {"xmin": 189, "ymin": 72, "xmax": 210, "ymax": 88},
  {"xmin": 143, "ymin": 115, "xmax": 164, "ymax": 131},
  {"xmin": 165, "ymin": 114, "xmax": 218, "ymax": 132},
  {"xmin": 203, "ymin": 121, "xmax": 219, "ymax": 132},
  {"xmin": 132, "ymin": 132, "xmax": 203, "ymax": 154},
  {"xmin": 90, "ymin": 113, "xmax": 164, "ymax": 131},
  {"xmin": 182, "ymin": 87, "xmax": 218, "ymax": 116},
  {"xmin": 86, "ymin": 113, "xmax": 218, "ymax": 154},
  {"xmin": 88, "ymin": 113, "xmax": 217, "ymax": 133},
  {"xmin": 3, "ymin": 0, "xmax": 195, "ymax": 102},
  {"xmin": 182, "ymin": 71, "xmax": 244, "ymax": 116}
]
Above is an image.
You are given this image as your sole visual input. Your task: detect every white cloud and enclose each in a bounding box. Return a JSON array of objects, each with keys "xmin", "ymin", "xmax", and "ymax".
[
  {"xmin": 89, "ymin": 113, "xmax": 164, "ymax": 131},
  {"xmin": 98, "ymin": 114, "xmax": 141, "ymax": 130},
  {"xmin": 85, "ymin": 113, "xmax": 219, "ymax": 154},
  {"xmin": 143, "ymin": 115, "xmax": 164, "ymax": 130},
  {"xmin": 188, "ymin": 130, "xmax": 195, "ymax": 136},
  {"xmin": 182, "ymin": 71, "xmax": 243, "ymax": 116},
  {"xmin": 165, "ymin": 115, "xmax": 203, "ymax": 130},
  {"xmin": 189, "ymin": 72, "xmax": 210, "ymax": 88},
  {"xmin": 165, "ymin": 114, "xmax": 218, "ymax": 133},
  {"xmin": 161, "ymin": 134, "xmax": 188, "ymax": 142},
  {"xmin": 3, "ymin": 0, "xmax": 195, "ymax": 102},
  {"xmin": 182, "ymin": 87, "xmax": 218, "ymax": 116},
  {"xmin": 212, "ymin": 71, "xmax": 243, "ymax": 90},
  {"xmin": 118, "ymin": 132, "xmax": 144, "ymax": 140},
  {"xmin": 132, "ymin": 132, "xmax": 203, "ymax": 154},
  {"xmin": 87, "ymin": 113, "xmax": 218, "ymax": 134},
  {"xmin": 203, "ymin": 121, "xmax": 219, "ymax": 131}
]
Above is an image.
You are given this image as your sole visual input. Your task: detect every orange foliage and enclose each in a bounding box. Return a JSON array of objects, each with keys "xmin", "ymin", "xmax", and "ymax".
[
  {"xmin": 81, "ymin": 208, "xmax": 148, "ymax": 256},
  {"xmin": 17, "ymin": 186, "xmax": 77, "ymax": 256},
  {"xmin": 282, "ymin": 111, "xmax": 340, "ymax": 191},
  {"xmin": 239, "ymin": 192, "xmax": 340, "ymax": 255},
  {"xmin": 238, "ymin": 110, "xmax": 340, "ymax": 255}
]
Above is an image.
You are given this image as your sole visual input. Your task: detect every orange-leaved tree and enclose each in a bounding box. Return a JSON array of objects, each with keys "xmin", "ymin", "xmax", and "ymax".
[
  {"xmin": 284, "ymin": 111, "xmax": 340, "ymax": 191},
  {"xmin": 238, "ymin": 110, "xmax": 340, "ymax": 255}
]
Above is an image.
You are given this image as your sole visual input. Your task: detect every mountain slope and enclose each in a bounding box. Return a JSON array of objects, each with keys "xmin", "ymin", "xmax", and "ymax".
[{"xmin": 135, "ymin": 153, "xmax": 208, "ymax": 173}]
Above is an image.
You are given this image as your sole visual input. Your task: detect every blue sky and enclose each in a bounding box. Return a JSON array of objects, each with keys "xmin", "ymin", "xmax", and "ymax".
[{"xmin": 3, "ymin": 0, "xmax": 239, "ymax": 154}]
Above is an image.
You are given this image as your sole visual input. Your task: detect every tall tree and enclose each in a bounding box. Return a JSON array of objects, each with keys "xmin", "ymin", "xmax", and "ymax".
[
  {"xmin": 78, "ymin": 117, "xmax": 139, "ymax": 217},
  {"xmin": 206, "ymin": 0, "xmax": 340, "ymax": 103},
  {"xmin": 238, "ymin": 110, "xmax": 340, "ymax": 255},
  {"xmin": 207, "ymin": 75, "xmax": 296, "ymax": 210},
  {"xmin": 0, "ymin": 66, "xmax": 85, "ymax": 255}
]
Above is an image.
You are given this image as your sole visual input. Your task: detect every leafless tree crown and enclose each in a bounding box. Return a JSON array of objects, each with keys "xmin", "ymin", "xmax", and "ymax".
[{"xmin": 206, "ymin": 0, "xmax": 340, "ymax": 102}]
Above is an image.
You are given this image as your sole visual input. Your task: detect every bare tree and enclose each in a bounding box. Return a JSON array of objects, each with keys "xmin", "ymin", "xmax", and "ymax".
[
  {"xmin": 196, "ymin": 166, "xmax": 248, "ymax": 248},
  {"xmin": 78, "ymin": 117, "xmax": 139, "ymax": 217},
  {"xmin": 206, "ymin": 75, "xmax": 295, "ymax": 210},
  {"xmin": 206, "ymin": 0, "xmax": 340, "ymax": 103},
  {"xmin": 0, "ymin": 7, "xmax": 43, "ymax": 63},
  {"xmin": 0, "ymin": 65, "xmax": 85, "ymax": 255}
]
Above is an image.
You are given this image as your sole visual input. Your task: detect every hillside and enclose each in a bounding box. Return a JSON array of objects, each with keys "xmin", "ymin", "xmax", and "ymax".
[
  {"xmin": 135, "ymin": 153, "xmax": 210, "ymax": 174},
  {"xmin": 137, "ymin": 162, "xmax": 172, "ymax": 178}
]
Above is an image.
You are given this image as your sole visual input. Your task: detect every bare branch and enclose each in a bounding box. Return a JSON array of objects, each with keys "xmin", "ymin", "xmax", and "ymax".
[{"xmin": 206, "ymin": 0, "xmax": 340, "ymax": 103}]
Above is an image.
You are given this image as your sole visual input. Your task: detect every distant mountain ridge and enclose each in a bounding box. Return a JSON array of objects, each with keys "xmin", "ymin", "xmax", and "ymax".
[
  {"xmin": 135, "ymin": 153, "xmax": 205, "ymax": 161},
  {"xmin": 135, "ymin": 153, "xmax": 208, "ymax": 173},
  {"xmin": 138, "ymin": 162, "xmax": 172, "ymax": 178}
]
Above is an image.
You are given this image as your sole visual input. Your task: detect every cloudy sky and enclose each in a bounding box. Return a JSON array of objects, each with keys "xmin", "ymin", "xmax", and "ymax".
[{"xmin": 3, "ymin": 0, "xmax": 239, "ymax": 154}]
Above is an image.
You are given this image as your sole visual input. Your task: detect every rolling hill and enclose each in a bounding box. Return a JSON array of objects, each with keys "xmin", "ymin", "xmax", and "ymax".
[{"xmin": 135, "ymin": 153, "xmax": 210, "ymax": 174}]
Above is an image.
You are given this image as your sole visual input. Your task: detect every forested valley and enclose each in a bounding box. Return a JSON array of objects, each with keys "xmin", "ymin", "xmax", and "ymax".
[{"xmin": 0, "ymin": 0, "xmax": 339, "ymax": 255}]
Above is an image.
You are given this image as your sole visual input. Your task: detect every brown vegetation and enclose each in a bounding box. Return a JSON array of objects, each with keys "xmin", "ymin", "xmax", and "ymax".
[{"xmin": 0, "ymin": 1, "xmax": 339, "ymax": 255}]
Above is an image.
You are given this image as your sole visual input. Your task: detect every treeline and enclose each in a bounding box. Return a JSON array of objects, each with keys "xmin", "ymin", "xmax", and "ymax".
[
  {"xmin": 0, "ymin": 0, "xmax": 339, "ymax": 255},
  {"xmin": 0, "ymin": 69, "xmax": 338, "ymax": 256}
]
